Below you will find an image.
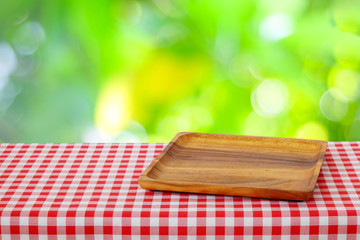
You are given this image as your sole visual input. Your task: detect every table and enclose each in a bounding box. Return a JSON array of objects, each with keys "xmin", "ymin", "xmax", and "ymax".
[{"xmin": 0, "ymin": 142, "xmax": 359, "ymax": 239}]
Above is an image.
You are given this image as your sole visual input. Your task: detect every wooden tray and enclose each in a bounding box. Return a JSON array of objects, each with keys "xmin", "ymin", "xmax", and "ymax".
[{"xmin": 138, "ymin": 132, "xmax": 328, "ymax": 201}]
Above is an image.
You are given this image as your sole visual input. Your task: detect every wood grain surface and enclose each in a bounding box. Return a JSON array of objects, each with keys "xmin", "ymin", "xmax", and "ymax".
[{"xmin": 138, "ymin": 132, "xmax": 328, "ymax": 201}]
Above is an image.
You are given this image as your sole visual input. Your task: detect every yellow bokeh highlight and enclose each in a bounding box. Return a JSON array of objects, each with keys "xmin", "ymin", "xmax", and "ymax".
[
  {"xmin": 328, "ymin": 66, "xmax": 359, "ymax": 101},
  {"xmin": 295, "ymin": 121, "xmax": 328, "ymax": 141},
  {"xmin": 333, "ymin": 0, "xmax": 360, "ymax": 34},
  {"xmin": 334, "ymin": 33, "xmax": 360, "ymax": 68},
  {"xmin": 94, "ymin": 78, "xmax": 131, "ymax": 136},
  {"xmin": 135, "ymin": 52, "xmax": 209, "ymax": 102},
  {"xmin": 244, "ymin": 111, "xmax": 277, "ymax": 137}
]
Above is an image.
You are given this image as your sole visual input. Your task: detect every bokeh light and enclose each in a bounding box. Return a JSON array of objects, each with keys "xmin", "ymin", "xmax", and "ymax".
[
  {"xmin": 251, "ymin": 79, "xmax": 289, "ymax": 117},
  {"xmin": 328, "ymin": 66, "xmax": 360, "ymax": 102},
  {"xmin": 0, "ymin": 42, "xmax": 17, "ymax": 78},
  {"xmin": 295, "ymin": 122, "xmax": 328, "ymax": 141},
  {"xmin": 244, "ymin": 112, "xmax": 277, "ymax": 137},
  {"xmin": 95, "ymin": 79, "xmax": 131, "ymax": 136},
  {"xmin": 13, "ymin": 21, "xmax": 45, "ymax": 55},
  {"xmin": 320, "ymin": 89, "xmax": 349, "ymax": 122},
  {"xmin": 259, "ymin": 13, "xmax": 294, "ymax": 41}
]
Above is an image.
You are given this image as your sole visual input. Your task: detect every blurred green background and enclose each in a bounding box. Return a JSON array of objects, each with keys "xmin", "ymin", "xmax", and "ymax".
[{"xmin": 0, "ymin": 0, "xmax": 360, "ymax": 143}]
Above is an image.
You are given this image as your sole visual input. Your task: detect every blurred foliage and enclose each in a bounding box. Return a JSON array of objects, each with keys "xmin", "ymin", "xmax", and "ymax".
[{"xmin": 0, "ymin": 0, "xmax": 360, "ymax": 142}]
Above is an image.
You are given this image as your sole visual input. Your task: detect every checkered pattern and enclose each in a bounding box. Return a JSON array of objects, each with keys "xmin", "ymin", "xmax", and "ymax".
[{"xmin": 0, "ymin": 142, "xmax": 359, "ymax": 239}]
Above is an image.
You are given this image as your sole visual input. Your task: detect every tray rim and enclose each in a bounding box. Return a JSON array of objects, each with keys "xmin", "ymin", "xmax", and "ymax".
[{"xmin": 138, "ymin": 132, "xmax": 328, "ymax": 201}]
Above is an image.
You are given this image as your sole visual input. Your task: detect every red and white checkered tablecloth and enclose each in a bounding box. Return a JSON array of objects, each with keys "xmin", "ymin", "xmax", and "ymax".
[{"xmin": 0, "ymin": 142, "xmax": 359, "ymax": 239}]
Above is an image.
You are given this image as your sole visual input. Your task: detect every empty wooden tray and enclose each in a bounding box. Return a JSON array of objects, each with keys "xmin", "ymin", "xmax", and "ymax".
[{"xmin": 138, "ymin": 132, "xmax": 328, "ymax": 201}]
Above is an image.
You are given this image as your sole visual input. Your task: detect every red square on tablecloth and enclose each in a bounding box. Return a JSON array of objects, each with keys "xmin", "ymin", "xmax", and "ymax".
[
  {"xmin": 141, "ymin": 226, "xmax": 150, "ymax": 235},
  {"xmin": 159, "ymin": 226, "xmax": 168, "ymax": 235},
  {"xmin": 328, "ymin": 225, "xmax": 338, "ymax": 234},
  {"xmin": 178, "ymin": 226, "xmax": 187, "ymax": 235},
  {"xmin": 309, "ymin": 225, "xmax": 319, "ymax": 234},
  {"xmin": 103, "ymin": 226, "xmax": 112, "ymax": 235},
  {"xmin": 215, "ymin": 226, "xmax": 225, "ymax": 235},
  {"xmin": 216, "ymin": 211, "xmax": 225, "ymax": 218},
  {"xmin": 348, "ymin": 225, "xmax": 357, "ymax": 234},
  {"xmin": 66, "ymin": 226, "xmax": 76, "ymax": 235},
  {"xmin": 29, "ymin": 226, "xmax": 38, "ymax": 234},
  {"xmin": 253, "ymin": 226, "xmax": 263, "ymax": 235},
  {"xmin": 85, "ymin": 226, "xmax": 94, "ymax": 234},
  {"xmin": 47, "ymin": 226, "xmax": 57, "ymax": 235},
  {"xmin": 197, "ymin": 226, "xmax": 207, "ymax": 235},
  {"xmin": 272, "ymin": 226, "xmax": 282, "ymax": 235},
  {"xmin": 122, "ymin": 226, "xmax": 132, "ymax": 235},
  {"xmin": 234, "ymin": 226, "xmax": 244, "ymax": 235},
  {"xmin": 291, "ymin": 226, "xmax": 300, "ymax": 235},
  {"xmin": 10, "ymin": 226, "xmax": 20, "ymax": 234}
]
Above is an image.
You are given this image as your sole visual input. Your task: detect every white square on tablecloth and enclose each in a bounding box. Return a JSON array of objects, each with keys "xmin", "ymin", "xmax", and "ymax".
[
  {"xmin": 113, "ymin": 217, "xmax": 121, "ymax": 227},
  {"xmin": 319, "ymin": 234, "xmax": 330, "ymax": 240},
  {"xmin": 224, "ymin": 217, "xmax": 235, "ymax": 227},
  {"xmin": 281, "ymin": 217, "xmax": 291, "ymax": 226},
  {"xmin": 168, "ymin": 217, "xmax": 177, "ymax": 227},
  {"xmin": 71, "ymin": 235, "xmax": 85, "ymax": 240},
  {"xmin": 19, "ymin": 235, "xmax": 30, "ymax": 240},
  {"xmin": 19, "ymin": 217, "xmax": 29, "ymax": 225},
  {"xmin": 1, "ymin": 217, "xmax": 10, "ymax": 226},
  {"xmin": 337, "ymin": 234, "xmax": 348, "ymax": 239},
  {"xmin": 149, "ymin": 218, "xmax": 159, "ymax": 227},
  {"xmin": 131, "ymin": 217, "xmax": 141, "ymax": 226},
  {"xmin": 205, "ymin": 236, "xmax": 216, "ymax": 240},
  {"xmin": 38, "ymin": 234, "xmax": 49, "ymax": 240},
  {"xmin": 337, "ymin": 216, "xmax": 347, "ymax": 225},
  {"xmin": 75, "ymin": 217, "xmax": 85, "ymax": 226},
  {"xmin": 262, "ymin": 217, "xmax": 272, "ymax": 226},
  {"xmin": 94, "ymin": 234, "xmax": 104, "ymax": 240},
  {"xmin": 244, "ymin": 217, "xmax": 252, "ymax": 226},
  {"xmin": 300, "ymin": 216, "xmax": 310, "ymax": 225},
  {"xmin": 319, "ymin": 216, "xmax": 329, "ymax": 225},
  {"xmin": 187, "ymin": 217, "xmax": 196, "ymax": 227},
  {"xmin": 57, "ymin": 217, "xmax": 66, "ymax": 226},
  {"xmin": 207, "ymin": 217, "xmax": 216, "ymax": 226},
  {"xmin": 225, "ymin": 236, "xmax": 236, "ymax": 240},
  {"xmin": 38, "ymin": 217, "xmax": 47, "ymax": 226},
  {"xmin": 150, "ymin": 235, "xmax": 161, "ymax": 240},
  {"xmin": 94, "ymin": 216, "xmax": 103, "ymax": 226}
]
